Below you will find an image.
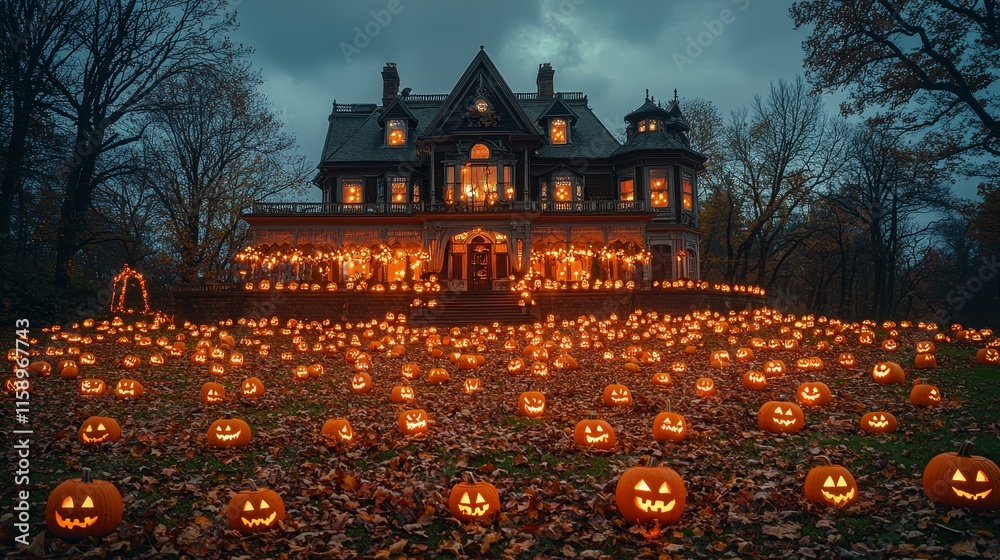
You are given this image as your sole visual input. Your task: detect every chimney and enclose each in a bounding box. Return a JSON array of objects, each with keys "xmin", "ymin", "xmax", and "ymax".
[
  {"xmin": 381, "ymin": 63, "xmax": 399, "ymax": 106},
  {"xmin": 536, "ymin": 62, "xmax": 554, "ymax": 99}
]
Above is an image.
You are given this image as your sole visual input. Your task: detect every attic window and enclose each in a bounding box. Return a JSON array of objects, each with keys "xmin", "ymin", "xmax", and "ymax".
[
  {"xmin": 638, "ymin": 120, "xmax": 647, "ymax": 133},
  {"xmin": 470, "ymin": 143, "xmax": 490, "ymax": 159},
  {"xmin": 648, "ymin": 119, "xmax": 658, "ymax": 131},
  {"xmin": 387, "ymin": 119, "xmax": 406, "ymax": 146},
  {"xmin": 549, "ymin": 118, "xmax": 568, "ymax": 144}
]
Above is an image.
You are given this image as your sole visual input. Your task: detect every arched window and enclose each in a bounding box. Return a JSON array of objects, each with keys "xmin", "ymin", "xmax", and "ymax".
[{"xmin": 470, "ymin": 143, "xmax": 490, "ymax": 159}]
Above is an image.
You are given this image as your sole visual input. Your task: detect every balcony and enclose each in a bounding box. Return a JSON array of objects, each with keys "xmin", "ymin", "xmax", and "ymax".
[{"xmin": 245, "ymin": 200, "xmax": 650, "ymax": 216}]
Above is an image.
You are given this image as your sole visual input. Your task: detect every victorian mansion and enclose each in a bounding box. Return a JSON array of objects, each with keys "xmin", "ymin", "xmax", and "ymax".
[{"xmin": 241, "ymin": 48, "xmax": 705, "ymax": 293}]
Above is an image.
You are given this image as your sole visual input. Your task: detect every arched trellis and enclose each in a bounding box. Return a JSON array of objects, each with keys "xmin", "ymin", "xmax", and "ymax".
[{"xmin": 111, "ymin": 265, "xmax": 149, "ymax": 314}]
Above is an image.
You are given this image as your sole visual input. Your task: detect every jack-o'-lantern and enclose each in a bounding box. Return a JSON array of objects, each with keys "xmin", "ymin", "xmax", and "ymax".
[
  {"xmin": 574, "ymin": 412, "xmax": 617, "ymax": 450},
  {"xmin": 624, "ymin": 361, "xmax": 641, "ymax": 373},
  {"xmin": 351, "ymin": 372, "xmax": 373, "ymax": 393},
  {"xmin": 292, "ymin": 365, "xmax": 310, "ymax": 380},
  {"xmin": 458, "ymin": 354, "xmax": 484, "ymax": 370},
  {"xmin": 603, "ymin": 383, "xmax": 633, "ymax": 406},
  {"xmin": 27, "ymin": 361, "xmax": 52, "ymax": 376},
  {"xmin": 815, "ymin": 340, "xmax": 830, "ymax": 351},
  {"xmin": 121, "ymin": 354, "xmax": 141, "ymax": 370},
  {"xmin": 397, "ymin": 409, "xmax": 429, "ymax": 435},
  {"xmin": 910, "ymin": 378, "xmax": 942, "ymax": 406},
  {"xmin": 837, "ymin": 353, "xmax": 856, "ymax": 368},
  {"xmin": 227, "ymin": 351, "xmax": 243, "ymax": 367},
  {"xmin": 882, "ymin": 339, "xmax": 899, "ymax": 352},
  {"xmin": 401, "ymin": 363, "xmax": 421, "ymax": 380},
  {"xmin": 797, "ymin": 381, "xmax": 831, "ymax": 407},
  {"xmin": 763, "ymin": 360, "xmax": 787, "ymax": 377},
  {"xmin": 45, "ymin": 468, "xmax": 123, "ymax": 540},
  {"xmin": 806, "ymin": 357, "xmax": 824, "ymax": 371},
  {"xmin": 914, "ymin": 353, "xmax": 937, "ymax": 370},
  {"xmin": 860, "ymin": 411, "xmax": 897, "ymax": 434},
  {"xmin": 651, "ymin": 371, "xmax": 672, "ymax": 387},
  {"xmin": 114, "ymin": 378, "xmax": 143, "ymax": 399},
  {"xmin": 79, "ymin": 378, "xmax": 106, "ymax": 396},
  {"xmin": 5, "ymin": 376, "xmax": 30, "ymax": 394},
  {"xmin": 795, "ymin": 357, "xmax": 812, "ymax": 371},
  {"xmin": 320, "ymin": 418, "xmax": 354, "ymax": 445},
  {"xmin": 859, "ymin": 332, "xmax": 875, "ymax": 345},
  {"xmin": 695, "ymin": 377, "xmax": 716, "ymax": 397},
  {"xmin": 209, "ymin": 362, "xmax": 226, "ymax": 376},
  {"xmin": 241, "ymin": 377, "xmax": 264, "ymax": 398},
  {"xmin": 207, "ymin": 414, "xmax": 251, "ymax": 448},
  {"xmin": 922, "ymin": 441, "xmax": 1000, "ymax": 511},
  {"xmin": 750, "ymin": 338, "xmax": 766, "ymax": 349},
  {"xmin": 149, "ymin": 353, "xmax": 164, "ymax": 366},
  {"xmin": 79, "ymin": 352, "xmax": 97, "ymax": 365},
  {"xmin": 553, "ymin": 354, "xmax": 579, "ymax": 370},
  {"xmin": 530, "ymin": 361, "xmax": 549, "ymax": 377},
  {"xmin": 709, "ymin": 350, "xmax": 730, "ymax": 368},
  {"xmin": 804, "ymin": 457, "xmax": 858, "ymax": 508},
  {"xmin": 872, "ymin": 361, "xmax": 906, "ymax": 385},
  {"xmin": 758, "ymin": 401, "xmax": 804, "ymax": 434},
  {"xmin": 427, "ymin": 367, "xmax": 450, "ymax": 384},
  {"xmin": 915, "ymin": 341, "xmax": 936, "ymax": 354},
  {"xmin": 615, "ymin": 458, "xmax": 686, "ymax": 525},
  {"xmin": 463, "ymin": 377, "xmax": 482, "ymax": 394},
  {"xmin": 507, "ymin": 358, "xmax": 525, "ymax": 374},
  {"xmin": 307, "ymin": 363, "xmax": 323, "ymax": 378},
  {"xmin": 976, "ymin": 348, "xmax": 1000, "ymax": 365},
  {"xmin": 518, "ymin": 391, "xmax": 546, "ymax": 417},
  {"xmin": 652, "ymin": 400, "xmax": 687, "ymax": 443},
  {"xmin": 226, "ymin": 481, "xmax": 285, "ymax": 533},
  {"xmin": 59, "ymin": 360, "xmax": 79, "ymax": 379},
  {"xmin": 448, "ymin": 473, "xmax": 500, "ymax": 523},
  {"xmin": 742, "ymin": 370, "xmax": 767, "ymax": 391},
  {"xmin": 390, "ymin": 385, "xmax": 415, "ymax": 403},
  {"xmin": 200, "ymin": 381, "xmax": 225, "ymax": 404},
  {"xmin": 670, "ymin": 361, "xmax": 687, "ymax": 374},
  {"xmin": 78, "ymin": 416, "xmax": 121, "ymax": 445},
  {"xmin": 735, "ymin": 347, "xmax": 755, "ymax": 362}
]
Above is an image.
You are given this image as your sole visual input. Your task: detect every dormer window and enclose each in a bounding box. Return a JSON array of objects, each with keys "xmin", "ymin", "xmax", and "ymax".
[
  {"xmin": 637, "ymin": 119, "xmax": 656, "ymax": 133},
  {"xmin": 549, "ymin": 118, "xmax": 568, "ymax": 144},
  {"xmin": 387, "ymin": 119, "xmax": 406, "ymax": 146},
  {"xmin": 648, "ymin": 119, "xmax": 657, "ymax": 131},
  {"xmin": 638, "ymin": 120, "xmax": 647, "ymax": 133}
]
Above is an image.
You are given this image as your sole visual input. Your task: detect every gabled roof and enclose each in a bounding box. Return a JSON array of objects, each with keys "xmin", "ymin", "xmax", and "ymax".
[
  {"xmin": 535, "ymin": 96, "xmax": 579, "ymax": 126},
  {"xmin": 421, "ymin": 47, "xmax": 540, "ymax": 137},
  {"xmin": 376, "ymin": 96, "xmax": 418, "ymax": 127}
]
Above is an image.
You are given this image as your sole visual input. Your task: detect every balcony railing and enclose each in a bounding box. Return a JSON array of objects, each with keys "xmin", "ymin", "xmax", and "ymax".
[{"xmin": 246, "ymin": 200, "xmax": 650, "ymax": 216}]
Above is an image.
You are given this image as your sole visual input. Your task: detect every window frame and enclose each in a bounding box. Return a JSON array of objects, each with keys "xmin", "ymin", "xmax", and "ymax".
[
  {"xmin": 648, "ymin": 168, "xmax": 670, "ymax": 209},
  {"xmin": 682, "ymin": 172, "xmax": 694, "ymax": 212},
  {"xmin": 618, "ymin": 173, "xmax": 635, "ymax": 202},
  {"xmin": 549, "ymin": 117, "xmax": 569, "ymax": 145},
  {"xmin": 386, "ymin": 119, "xmax": 407, "ymax": 147},
  {"xmin": 340, "ymin": 178, "xmax": 364, "ymax": 205}
]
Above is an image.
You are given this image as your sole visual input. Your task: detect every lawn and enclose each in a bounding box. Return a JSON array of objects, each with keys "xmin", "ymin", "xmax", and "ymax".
[{"xmin": 2, "ymin": 311, "xmax": 999, "ymax": 559}]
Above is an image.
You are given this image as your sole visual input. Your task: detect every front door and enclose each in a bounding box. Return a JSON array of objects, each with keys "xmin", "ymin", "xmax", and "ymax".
[{"xmin": 468, "ymin": 236, "xmax": 492, "ymax": 291}]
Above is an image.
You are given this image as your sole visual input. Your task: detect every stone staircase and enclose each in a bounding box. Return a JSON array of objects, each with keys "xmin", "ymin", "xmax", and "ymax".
[{"xmin": 410, "ymin": 291, "xmax": 536, "ymax": 326}]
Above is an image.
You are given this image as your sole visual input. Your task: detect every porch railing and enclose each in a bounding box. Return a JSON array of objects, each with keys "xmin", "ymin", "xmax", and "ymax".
[{"xmin": 246, "ymin": 200, "xmax": 651, "ymax": 216}]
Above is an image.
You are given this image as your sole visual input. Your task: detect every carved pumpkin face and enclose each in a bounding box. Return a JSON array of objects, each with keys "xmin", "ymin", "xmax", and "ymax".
[
  {"xmin": 805, "ymin": 461, "xmax": 858, "ymax": 508},
  {"xmin": 758, "ymin": 401, "xmax": 804, "ymax": 433},
  {"xmin": 860, "ymin": 411, "xmax": 897, "ymax": 433},
  {"xmin": 976, "ymin": 348, "xmax": 1000, "ymax": 365},
  {"xmin": 78, "ymin": 416, "xmax": 122, "ymax": 445},
  {"xmin": 922, "ymin": 441, "xmax": 1000, "ymax": 511},
  {"xmin": 209, "ymin": 362, "xmax": 226, "ymax": 376},
  {"xmin": 45, "ymin": 468, "xmax": 123, "ymax": 540},
  {"xmin": 615, "ymin": 462, "xmax": 686, "ymax": 525},
  {"xmin": 795, "ymin": 357, "xmax": 812, "ymax": 371},
  {"xmin": 207, "ymin": 416, "xmax": 251, "ymax": 448},
  {"xmin": 837, "ymin": 353, "xmax": 856, "ymax": 368},
  {"xmin": 241, "ymin": 377, "xmax": 264, "ymax": 397},
  {"xmin": 742, "ymin": 371, "xmax": 767, "ymax": 391},
  {"xmin": 201, "ymin": 382, "xmax": 225, "ymax": 404},
  {"xmin": 307, "ymin": 363, "xmax": 323, "ymax": 378},
  {"xmin": 226, "ymin": 485, "xmax": 285, "ymax": 533},
  {"xmin": 114, "ymin": 378, "xmax": 143, "ymax": 399},
  {"xmin": 553, "ymin": 355, "xmax": 578, "ymax": 370},
  {"xmin": 709, "ymin": 350, "xmax": 730, "ymax": 368},
  {"xmin": 27, "ymin": 361, "xmax": 52, "ymax": 376},
  {"xmin": 858, "ymin": 332, "xmax": 875, "ymax": 345},
  {"xmin": 79, "ymin": 378, "xmax": 106, "ymax": 396},
  {"xmin": 389, "ymin": 385, "xmax": 415, "ymax": 403},
  {"xmin": 530, "ymin": 361, "xmax": 549, "ymax": 377},
  {"xmin": 763, "ymin": 360, "xmax": 787, "ymax": 377},
  {"xmin": 670, "ymin": 361, "xmax": 687, "ymax": 373},
  {"xmin": 427, "ymin": 368, "xmax": 450, "ymax": 384},
  {"xmin": 507, "ymin": 358, "xmax": 525, "ymax": 374},
  {"xmin": 519, "ymin": 391, "xmax": 546, "ymax": 417},
  {"xmin": 910, "ymin": 380, "xmax": 942, "ymax": 406},
  {"xmin": 574, "ymin": 417, "xmax": 616, "ymax": 449},
  {"xmin": 458, "ymin": 354, "xmax": 481, "ymax": 371},
  {"xmin": 807, "ymin": 357, "xmax": 824, "ymax": 371},
  {"xmin": 463, "ymin": 377, "xmax": 482, "ymax": 394},
  {"xmin": 401, "ymin": 363, "xmax": 421, "ymax": 380},
  {"xmin": 653, "ymin": 411, "xmax": 687, "ymax": 443},
  {"xmin": 915, "ymin": 341, "xmax": 935, "ymax": 354},
  {"xmin": 603, "ymin": 384, "xmax": 633, "ymax": 406},
  {"xmin": 293, "ymin": 365, "xmax": 310, "ymax": 380},
  {"xmin": 695, "ymin": 377, "xmax": 716, "ymax": 397},
  {"xmin": 121, "ymin": 354, "xmax": 141, "ymax": 369},
  {"xmin": 796, "ymin": 381, "xmax": 832, "ymax": 407},
  {"xmin": 735, "ymin": 347, "xmax": 754, "ymax": 361},
  {"xmin": 397, "ymin": 409, "xmax": 429, "ymax": 435},
  {"xmin": 5, "ymin": 376, "xmax": 30, "ymax": 394},
  {"xmin": 321, "ymin": 418, "xmax": 353, "ymax": 445},
  {"xmin": 351, "ymin": 372, "xmax": 373, "ymax": 393},
  {"xmin": 59, "ymin": 360, "xmax": 79, "ymax": 379},
  {"xmin": 448, "ymin": 478, "xmax": 500, "ymax": 523},
  {"xmin": 872, "ymin": 361, "xmax": 905, "ymax": 385},
  {"xmin": 651, "ymin": 372, "xmax": 672, "ymax": 387},
  {"xmin": 914, "ymin": 353, "xmax": 937, "ymax": 370},
  {"xmin": 815, "ymin": 340, "xmax": 830, "ymax": 351},
  {"xmin": 882, "ymin": 339, "xmax": 899, "ymax": 352}
]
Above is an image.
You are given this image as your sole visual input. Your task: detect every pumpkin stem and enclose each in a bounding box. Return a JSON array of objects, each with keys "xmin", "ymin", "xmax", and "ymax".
[
  {"xmin": 588, "ymin": 410, "xmax": 597, "ymax": 419},
  {"xmin": 645, "ymin": 456, "xmax": 659, "ymax": 468},
  {"xmin": 81, "ymin": 467, "xmax": 93, "ymax": 483},
  {"xmin": 665, "ymin": 398, "xmax": 672, "ymax": 413},
  {"xmin": 815, "ymin": 456, "xmax": 832, "ymax": 467},
  {"xmin": 958, "ymin": 440, "xmax": 974, "ymax": 457},
  {"xmin": 464, "ymin": 471, "xmax": 478, "ymax": 485},
  {"xmin": 246, "ymin": 480, "xmax": 258, "ymax": 491}
]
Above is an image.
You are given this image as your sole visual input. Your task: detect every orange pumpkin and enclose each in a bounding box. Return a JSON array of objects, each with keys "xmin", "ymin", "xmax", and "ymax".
[
  {"xmin": 226, "ymin": 481, "xmax": 285, "ymax": 533},
  {"xmin": 574, "ymin": 412, "xmax": 617, "ymax": 450},
  {"xmin": 804, "ymin": 457, "xmax": 858, "ymax": 508},
  {"xmin": 603, "ymin": 383, "xmax": 633, "ymax": 407},
  {"xmin": 872, "ymin": 361, "xmax": 906, "ymax": 385},
  {"xmin": 518, "ymin": 391, "xmax": 546, "ymax": 417},
  {"xmin": 652, "ymin": 400, "xmax": 687, "ymax": 443},
  {"xmin": 860, "ymin": 411, "xmax": 897, "ymax": 434},
  {"xmin": 448, "ymin": 473, "xmax": 500, "ymax": 523},
  {"xmin": 922, "ymin": 441, "xmax": 1000, "ymax": 511},
  {"xmin": 758, "ymin": 401, "xmax": 804, "ymax": 434},
  {"xmin": 615, "ymin": 458, "xmax": 686, "ymax": 525},
  {"xmin": 45, "ymin": 468, "xmax": 123, "ymax": 540},
  {"xmin": 910, "ymin": 378, "xmax": 942, "ymax": 407},
  {"xmin": 78, "ymin": 416, "xmax": 122, "ymax": 445},
  {"xmin": 398, "ymin": 409, "xmax": 429, "ymax": 435}
]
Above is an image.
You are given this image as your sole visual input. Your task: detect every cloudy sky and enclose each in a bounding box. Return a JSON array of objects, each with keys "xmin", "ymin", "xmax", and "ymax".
[{"xmin": 228, "ymin": 0, "xmax": 816, "ymax": 163}]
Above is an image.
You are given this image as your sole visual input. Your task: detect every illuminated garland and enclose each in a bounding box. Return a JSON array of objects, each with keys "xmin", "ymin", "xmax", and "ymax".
[{"xmin": 111, "ymin": 265, "xmax": 150, "ymax": 314}]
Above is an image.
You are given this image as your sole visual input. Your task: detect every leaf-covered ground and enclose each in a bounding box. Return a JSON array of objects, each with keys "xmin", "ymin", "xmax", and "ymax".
[{"xmin": 2, "ymin": 310, "xmax": 1000, "ymax": 559}]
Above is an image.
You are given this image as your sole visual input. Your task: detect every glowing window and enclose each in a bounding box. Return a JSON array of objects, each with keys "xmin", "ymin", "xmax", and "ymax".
[
  {"xmin": 682, "ymin": 172, "xmax": 694, "ymax": 211},
  {"xmin": 619, "ymin": 176, "xmax": 634, "ymax": 202},
  {"xmin": 474, "ymin": 98, "xmax": 489, "ymax": 113},
  {"xmin": 470, "ymin": 143, "xmax": 490, "ymax": 159},
  {"xmin": 342, "ymin": 179, "xmax": 362, "ymax": 204},
  {"xmin": 387, "ymin": 119, "xmax": 406, "ymax": 146},
  {"xmin": 649, "ymin": 168, "xmax": 669, "ymax": 208},
  {"xmin": 390, "ymin": 178, "xmax": 408, "ymax": 203},
  {"xmin": 553, "ymin": 179, "xmax": 573, "ymax": 201},
  {"xmin": 648, "ymin": 119, "xmax": 657, "ymax": 131},
  {"xmin": 550, "ymin": 118, "xmax": 567, "ymax": 144},
  {"xmin": 638, "ymin": 120, "xmax": 647, "ymax": 133}
]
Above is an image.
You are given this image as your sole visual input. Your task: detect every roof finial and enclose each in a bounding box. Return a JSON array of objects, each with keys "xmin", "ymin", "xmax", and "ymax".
[
  {"xmin": 674, "ymin": 88, "xmax": 678, "ymax": 102},
  {"xmin": 645, "ymin": 89, "xmax": 649, "ymax": 102},
  {"xmin": 480, "ymin": 45, "xmax": 485, "ymax": 51}
]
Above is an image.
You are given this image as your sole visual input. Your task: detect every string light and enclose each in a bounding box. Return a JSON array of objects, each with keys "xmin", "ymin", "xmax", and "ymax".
[{"xmin": 111, "ymin": 264, "xmax": 150, "ymax": 314}]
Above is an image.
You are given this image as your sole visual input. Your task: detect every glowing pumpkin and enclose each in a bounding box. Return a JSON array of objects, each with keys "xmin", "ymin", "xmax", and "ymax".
[
  {"xmin": 389, "ymin": 385, "xmax": 415, "ymax": 403},
  {"xmin": 45, "ymin": 468, "xmax": 123, "ymax": 540},
  {"xmin": 735, "ymin": 347, "xmax": 755, "ymax": 361},
  {"xmin": 804, "ymin": 457, "xmax": 858, "ymax": 508},
  {"xmin": 241, "ymin": 377, "xmax": 265, "ymax": 398},
  {"xmin": 507, "ymin": 358, "xmax": 526, "ymax": 374},
  {"xmin": 976, "ymin": 348, "xmax": 1000, "ymax": 365},
  {"xmin": 226, "ymin": 481, "xmax": 285, "ymax": 533},
  {"xmin": 651, "ymin": 371, "xmax": 672, "ymax": 387},
  {"xmin": 709, "ymin": 350, "xmax": 731, "ymax": 368},
  {"xmin": 401, "ymin": 362, "xmax": 421, "ymax": 380},
  {"xmin": 463, "ymin": 377, "xmax": 482, "ymax": 394},
  {"xmin": 860, "ymin": 411, "xmax": 897, "ymax": 434},
  {"xmin": 652, "ymin": 400, "xmax": 687, "ymax": 443},
  {"xmin": 872, "ymin": 362, "xmax": 906, "ymax": 385},
  {"xmin": 448, "ymin": 473, "xmax": 500, "ymax": 523},
  {"xmin": 914, "ymin": 353, "xmax": 937, "ymax": 370},
  {"xmin": 603, "ymin": 383, "xmax": 633, "ymax": 407},
  {"xmin": 694, "ymin": 377, "xmax": 716, "ymax": 397},
  {"xmin": 796, "ymin": 381, "xmax": 832, "ymax": 407},
  {"xmin": 351, "ymin": 372, "xmax": 373, "ymax": 393},
  {"xmin": 427, "ymin": 368, "xmax": 450, "ymax": 384},
  {"xmin": 574, "ymin": 413, "xmax": 617, "ymax": 450},
  {"xmin": 763, "ymin": 360, "xmax": 787, "ymax": 377},
  {"xmin": 78, "ymin": 416, "xmax": 122, "ymax": 445},
  {"xmin": 79, "ymin": 378, "xmax": 106, "ymax": 397},
  {"xmin": 518, "ymin": 391, "xmax": 546, "ymax": 417},
  {"xmin": 398, "ymin": 409, "xmax": 429, "ymax": 435},
  {"xmin": 320, "ymin": 418, "xmax": 354, "ymax": 445},
  {"xmin": 837, "ymin": 353, "xmax": 856, "ymax": 368},
  {"xmin": 114, "ymin": 378, "xmax": 143, "ymax": 399},
  {"xmin": 615, "ymin": 458, "xmax": 686, "ymax": 525},
  {"xmin": 758, "ymin": 401, "xmax": 804, "ymax": 434},
  {"xmin": 207, "ymin": 415, "xmax": 251, "ymax": 448},
  {"xmin": 910, "ymin": 379, "xmax": 942, "ymax": 407},
  {"xmin": 201, "ymin": 381, "xmax": 225, "ymax": 404},
  {"xmin": 742, "ymin": 370, "xmax": 767, "ymax": 391},
  {"xmin": 922, "ymin": 441, "xmax": 1000, "ymax": 511}
]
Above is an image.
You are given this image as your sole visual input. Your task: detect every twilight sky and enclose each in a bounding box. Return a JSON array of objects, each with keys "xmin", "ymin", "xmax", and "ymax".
[{"xmin": 228, "ymin": 0, "xmax": 814, "ymax": 166}]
